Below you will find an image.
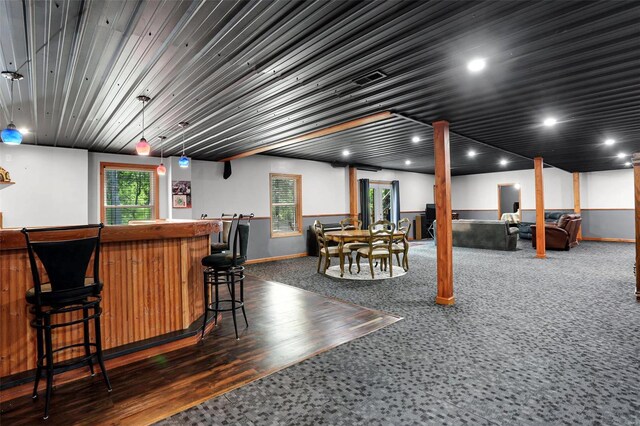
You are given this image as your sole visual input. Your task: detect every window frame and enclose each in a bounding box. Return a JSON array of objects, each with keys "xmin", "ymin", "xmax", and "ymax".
[
  {"xmin": 99, "ymin": 162, "xmax": 160, "ymax": 225},
  {"xmin": 269, "ymin": 173, "xmax": 302, "ymax": 238}
]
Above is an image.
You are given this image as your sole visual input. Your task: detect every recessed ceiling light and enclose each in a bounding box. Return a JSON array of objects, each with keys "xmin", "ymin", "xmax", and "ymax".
[
  {"xmin": 604, "ymin": 138, "xmax": 615, "ymax": 146},
  {"xmin": 617, "ymin": 152, "xmax": 627, "ymax": 159},
  {"xmin": 500, "ymin": 159, "xmax": 508, "ymax": 166},
  {"xmin": 405, "ymin": 160, "xmax": 412, "ymax": 165},
  {"xmin": 342, "ymin": 149, "xmax": 350, "ymax": 157},
  {"xmin": 411, "ymin": 136, "xmax": 420, "ymax": 143},
  {"xmin": 467, "ymin": 150, "xmax": 477, "ymax": 157},
  {"xmin": 467, "ymin": 58, "xmax": 486, "ymax": 73},
  {"xmin": 514, "ymin": 183, "xmax": 521, "ymax": 190},
  {"xmin": 624, "ymin": 162, "xmax": 632, "ymax": 167},
  {"xmin": 543, "ymin": 117, "xmax": 557, "ymax": 127}
]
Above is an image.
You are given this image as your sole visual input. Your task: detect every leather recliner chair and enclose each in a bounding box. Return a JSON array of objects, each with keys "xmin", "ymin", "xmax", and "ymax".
[{"xmin": 531, "ymin": 214, "xmax": 582, "ymax": 250}]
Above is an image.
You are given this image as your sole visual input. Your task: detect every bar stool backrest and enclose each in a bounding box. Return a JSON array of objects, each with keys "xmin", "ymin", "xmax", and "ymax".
[
  {"xmin": 231, "ymin": 214, "xmax": 254, "ymax": 265},
  {"xmin": 22, "ymin": 224, "xmax": 103, "ymax": 306},
  {"xmin": 220, "ymin": 213, "xmax": 237, "ymax": 244}
]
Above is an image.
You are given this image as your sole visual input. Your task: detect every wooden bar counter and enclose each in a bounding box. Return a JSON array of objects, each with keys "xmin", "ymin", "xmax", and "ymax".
[{"xmin": 0, "ymin": 220, "xmax": 214, "ymax": 388}]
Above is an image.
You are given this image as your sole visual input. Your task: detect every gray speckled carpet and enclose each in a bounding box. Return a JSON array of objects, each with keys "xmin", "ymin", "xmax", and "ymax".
[{"xmin": 159, "ymin": 241, "xmax": 639, "ymax": 426}]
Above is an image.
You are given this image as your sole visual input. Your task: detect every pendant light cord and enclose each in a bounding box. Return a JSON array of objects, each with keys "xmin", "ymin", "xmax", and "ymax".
[
  {"xmin": 181, "ymin": 127, "xmax": 185, "ymax": 156},
  {"xmin": 141, "ymin": 100, "xmax": 145, "ymax": 139},
  {"xmin": 9, "ymin": 79, "xmax": 14, "ymax": 123}
]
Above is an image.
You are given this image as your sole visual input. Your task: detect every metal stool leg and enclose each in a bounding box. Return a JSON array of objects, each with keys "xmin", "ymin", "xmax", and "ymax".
[
  {"xmin": 32, "ymin": 317, "xmax": 43, "ymax": 400},
  {"xmin": 240, "ymin": 271, "xmax": 248, "ymax": 328},
  {"xmin": 93, "ymin": 305, "xmax": 112, "ymax": 392},
  {"xmin": 43, "ymin": 315, "xmax": 54, "ymax": 420},
  {"xmin": 214, "ymin": 270, "xmax": 220, "ymax": 325},
  {"xmin": 83, "ymin": 307, "xmax": 95, "ymax": 376},
  {"xmin": 201, "ymin": 270, "xmax": 210, "ymax": 339},
  {"xmin": 229, "ymin": 271, "xmax": 238, "ymax": 339}
]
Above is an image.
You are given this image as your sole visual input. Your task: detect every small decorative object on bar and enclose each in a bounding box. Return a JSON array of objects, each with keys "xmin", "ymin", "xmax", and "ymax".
[
  {"xmin": 178, "ymin": 121, "xmax": 190, "ymax": 168},
  {"xmin": 135, "ymin": 95, "xmax": 151, "ymax": 155},
  {"xmin": 0, "ymin": 165, "xmax": 12, "ymax": 182},
  {"xmin": 1, "ymin": 71, "xmax": 24, "ymax": 145},
  {"xmin": 172, "ymin": 180, "xmax": 191, "ymax": 208},
  {"xmin": 157, "ymin": 135, "xmax": 167, "ymax": 176}
]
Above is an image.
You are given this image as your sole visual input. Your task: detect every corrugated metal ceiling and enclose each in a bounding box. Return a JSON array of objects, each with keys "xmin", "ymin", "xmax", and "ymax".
[{"xmin": 1, "ymin": 0, "xmax": 638, "ymax": 175}]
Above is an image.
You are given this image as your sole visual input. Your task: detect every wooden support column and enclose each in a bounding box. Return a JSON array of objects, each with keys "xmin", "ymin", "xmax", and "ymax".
[
  {"xmin": 349, "ymin": 166, "xmax": 358, "ymax": 220},
  {"xmin": 534, "ymin": 157, "xmax": 546, "ymax": 259},
  {"xmin": 573, "ymin": 172, "xmax": 582, "ymax": 240},
  {"xmin": 633, "ymin": 153, "xmax": 640, "ymax": 300},
  {"xmin": 433, "ymin": 120, "xmax": 454, "ymax": 305}
]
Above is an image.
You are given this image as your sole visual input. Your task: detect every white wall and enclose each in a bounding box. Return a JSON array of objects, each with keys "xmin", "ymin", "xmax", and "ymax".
[
  {"xmin": 87, "ymin": 152, "xmax": 169, "ymax": 222},
  {"xmin": 357, "ymin": 169, "xmax": 435, "ymax": 212},
  {"xmin": 168, "ymin": 156, "xmax": 193, "ymax": 220},
  {"xmin": 451, "ymin": 168, "xmax": 574, "ymax": 211},
  {"xmin": 0, "ymin": 144, "xmax": 88, "ymax": 228},
  {"xmin": 191, "ymin": 155, "xmax": 349, "ymax": 218},
  {"xmin": 580, "ymin": 169, "xmax": 633, "ymax": 209}
]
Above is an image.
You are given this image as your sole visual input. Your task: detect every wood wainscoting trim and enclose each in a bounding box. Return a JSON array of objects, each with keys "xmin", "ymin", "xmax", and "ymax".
[
  {"xmin": 581, "ymin": 237, "xmax": 635, "ymax": 243},
  {"xmin": 245, "ymin": 253, "xmax": 307, "ymax": 264},
  {"xmin": 302, "ymin": 213, "xmax": 349, "ymax": 218}
]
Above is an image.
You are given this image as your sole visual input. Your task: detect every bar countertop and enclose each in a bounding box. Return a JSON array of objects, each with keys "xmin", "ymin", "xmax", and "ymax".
[{"xmin": 0, "ymin": 219, "xmax": 215, "ymax": 250}]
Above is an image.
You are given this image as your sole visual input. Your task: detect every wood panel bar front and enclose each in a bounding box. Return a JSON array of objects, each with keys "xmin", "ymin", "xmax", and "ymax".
[{"xmin": 0, "ymin": 220, "xmax": 213, "ymax": 381}]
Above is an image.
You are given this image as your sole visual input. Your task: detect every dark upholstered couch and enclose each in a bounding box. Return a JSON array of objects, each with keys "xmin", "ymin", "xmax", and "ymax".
[{"xmin": 435, "ymin": 219, "xmax": 518, "ymax": 251}]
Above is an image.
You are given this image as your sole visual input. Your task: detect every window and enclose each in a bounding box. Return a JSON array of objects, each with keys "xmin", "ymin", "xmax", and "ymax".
[
  {"xmin": 100, "ymin": 162, "xmax": 159, "ymax": 225},
  {"xmin": 270, "ymin": 173, "xmax": 302, "ymax": 237}
]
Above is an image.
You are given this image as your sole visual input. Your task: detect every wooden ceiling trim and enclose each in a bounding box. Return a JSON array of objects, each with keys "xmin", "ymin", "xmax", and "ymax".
[{"xmin": 220, "ymin": 111, "xmax": 393, "ymax": 161}]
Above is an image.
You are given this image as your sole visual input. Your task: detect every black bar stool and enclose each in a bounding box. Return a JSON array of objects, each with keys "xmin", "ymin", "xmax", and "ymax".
[
  {"xmin": 210, "ymin": 213, "xmax": 237, "ymax": 254},
  {"xmin": 201, "ymin": 213, "xmax": 253, "ymax": 340},
  {"xmin": 22, "ymin": 224, "xmax": 112, "ymax": 420}
]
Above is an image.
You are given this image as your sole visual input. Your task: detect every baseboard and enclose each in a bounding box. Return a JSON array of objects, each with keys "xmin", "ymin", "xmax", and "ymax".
[
  {"xmin": 580, "ymin": 237, "xmax": 635, "ymax": 243},
  {"xmin": 245, "ymin": 253, "xmax": 308, "ymax": 264}
]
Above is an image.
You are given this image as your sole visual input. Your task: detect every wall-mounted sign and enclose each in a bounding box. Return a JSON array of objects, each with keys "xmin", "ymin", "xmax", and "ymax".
[{"xmin": 172, "ymin": 180, "xmax": 191, "ymax": 208}]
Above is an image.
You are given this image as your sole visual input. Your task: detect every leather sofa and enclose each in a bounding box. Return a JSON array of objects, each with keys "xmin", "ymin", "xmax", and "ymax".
[
  {"xmin": 434, "ymin": 219, "xmax": 518, "ymax": 251},
  {"xmin": 531, "ymin": 214, "xmax": 582, "ymax": 250},
  {"xmin": 518, "ymin": 211, "xmax": 570, "ymax": 239}
]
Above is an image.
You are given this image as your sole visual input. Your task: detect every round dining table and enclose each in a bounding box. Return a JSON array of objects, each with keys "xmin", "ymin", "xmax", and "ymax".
[{"xmin": 324, "ymin": 229, "xmax": 407, "ymax": 277}]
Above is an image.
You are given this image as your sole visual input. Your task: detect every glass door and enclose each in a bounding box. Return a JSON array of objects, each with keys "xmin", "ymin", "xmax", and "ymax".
[{"xmin": 368, "ymin": 183, "xmax": 393, "ymax": 224}]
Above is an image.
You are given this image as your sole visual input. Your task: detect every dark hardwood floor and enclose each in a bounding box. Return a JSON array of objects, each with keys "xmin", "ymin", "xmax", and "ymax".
[{"xmin": 0, "ymin": 276, "xmax": 400, "ymax": 425}]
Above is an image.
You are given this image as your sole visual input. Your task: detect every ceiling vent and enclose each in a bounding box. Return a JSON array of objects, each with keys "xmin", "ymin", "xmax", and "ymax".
[{"xmin": 352, "ymin": 70, "xmax": 387, "ymax": 87}]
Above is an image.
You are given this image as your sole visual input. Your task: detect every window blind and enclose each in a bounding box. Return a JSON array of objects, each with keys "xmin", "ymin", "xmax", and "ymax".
[
  {"xmin": 104, "ymin": 168, "xmax": 155, "ymax": 225},
  {"xmin": 271, "ymin": 175, "xmax": 299, "ymax": 234}
]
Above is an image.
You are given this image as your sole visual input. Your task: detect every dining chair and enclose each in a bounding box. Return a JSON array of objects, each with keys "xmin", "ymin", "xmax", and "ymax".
[
  {"xmin": 314, "ymin": 220, "xmax": 352, "ymax": 274},
  {"xmin": 339, "ymin": 217, "xmax": 369, "ymax": 252},
  {"xmin": 356, "ymin": 220, "xmax": 395, "ymax": 279},
  {"xmin": 391, "ymin": 218, "xmax": 411, "ymax": 271}
]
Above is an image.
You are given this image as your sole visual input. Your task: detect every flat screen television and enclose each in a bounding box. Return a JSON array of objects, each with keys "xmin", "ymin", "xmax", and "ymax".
[{"xmin": 425, "ymin": 204, "xmax": 436, "ymax": 221}]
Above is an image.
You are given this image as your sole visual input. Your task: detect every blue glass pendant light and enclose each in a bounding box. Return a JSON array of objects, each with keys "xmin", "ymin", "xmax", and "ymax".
[
  {"xmin": 1, "ymin": 71, "xmax": 24, "ymax": 145},
  {"xmin": 178, "ymin": 121, "xmax": 190, "ymax": 168}
]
